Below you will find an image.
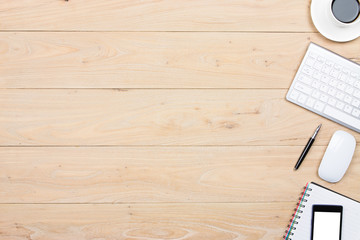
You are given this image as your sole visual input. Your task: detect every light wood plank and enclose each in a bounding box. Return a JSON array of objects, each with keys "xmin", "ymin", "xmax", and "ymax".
[
  {"xmin": 0, "ymin": 89, "xmax": 359, "ymax": 146},
  {"xmin": 1, "ymin": 146, "xmax": 359, "ymax": 203},
  {"xmin": 0, "ymin": 203, "xmax": 292, "ymax": 239},
  {"xmin": 0, "ymin": 0, "xmax": 314, "ymax": 32},
  {"xmin": 2, "ymin": 1, "xmax": 360, "ymax": 239},
  {"xmin": 1, "ymin": 32, "xmax": 359, "ymax": 88}
]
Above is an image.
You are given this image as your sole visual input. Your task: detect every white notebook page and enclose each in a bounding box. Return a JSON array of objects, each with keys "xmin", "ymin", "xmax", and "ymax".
[{"xmin": 288, "ymin": 182, "xmax": 360, "ymax": 240}]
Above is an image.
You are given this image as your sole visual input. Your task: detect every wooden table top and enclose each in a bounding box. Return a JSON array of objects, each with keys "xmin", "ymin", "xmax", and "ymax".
[{"xmin": 1, "ymin": 1, "xmax": 360, "ymax": 239}]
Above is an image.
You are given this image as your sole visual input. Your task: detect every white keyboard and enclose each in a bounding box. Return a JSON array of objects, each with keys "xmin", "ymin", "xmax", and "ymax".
[{"xmin": 286, "ymin": 43, "xmax": 360, "ymax": 133}]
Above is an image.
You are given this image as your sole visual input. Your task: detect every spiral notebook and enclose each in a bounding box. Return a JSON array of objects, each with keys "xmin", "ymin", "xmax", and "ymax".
[{"xmin": 283, "ymin": 182, "xmax": 360, "ymax": 240}]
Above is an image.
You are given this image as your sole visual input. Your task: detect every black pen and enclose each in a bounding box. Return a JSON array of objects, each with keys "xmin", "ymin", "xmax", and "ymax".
[{"xmin": 294, "ymin": 124, "xmax": 322, "ymax": 170}]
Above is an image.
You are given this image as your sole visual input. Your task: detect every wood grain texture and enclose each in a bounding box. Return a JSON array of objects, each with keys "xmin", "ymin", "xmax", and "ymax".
[
  {"xmin": 1, "ymin": 32, "xmax": 359, "ymax": 88},
  {"xmin": 0, "ymin": 203, "xmax": 292, "ymax": 239},
  {"xmin": 0, "ymin": 0, "xmax": 314, "ymax": 32},
  {"xmin": 2, "ymin": 0, "xmax": 360, "ymax": 238},
  {"xmin": 1, "ymin": 146, "xmax": 360, "ymax": 203},
  {"xmin": 0, "ymin": 89, "xmax": 359, "ymax": 146}
]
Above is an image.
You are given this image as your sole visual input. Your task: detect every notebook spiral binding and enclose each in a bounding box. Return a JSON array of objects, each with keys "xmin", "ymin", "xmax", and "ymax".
[{"xmin": 283, "ymin": 184, "xmax": 312, "ymax": 240}]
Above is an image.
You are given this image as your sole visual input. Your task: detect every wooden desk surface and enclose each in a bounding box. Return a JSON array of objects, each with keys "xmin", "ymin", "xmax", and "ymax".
[{"xmin": 1, "ymin": 1, "xmax": 360, "ymax": 239}]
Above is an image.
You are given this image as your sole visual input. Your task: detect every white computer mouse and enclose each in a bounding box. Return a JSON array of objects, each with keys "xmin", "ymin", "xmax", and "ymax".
[{"xmin": 318, "ymin": 130, "xmax": 356, "ymax": 183}]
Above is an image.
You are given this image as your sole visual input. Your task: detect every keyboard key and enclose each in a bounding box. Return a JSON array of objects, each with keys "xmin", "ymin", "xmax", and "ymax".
[
  {"xmin": 329, "ymin": 79, "xmax": 338, "ymax": 87},
  {"xmin": 289, "ymin": 90, "xmax": 300, "ymax": 100},
  {"xmin": 324, "ymin": 106, "xmax": 360, "ymax": 130},
  {"xmin": 351, "ymin": 72, "xmax": 358, "ymax": 78},
  {"xmin": 336, "ymin": 101, "xmax": 344, "ymax": 110},
  {"xmin": 335, "ymin": 92, "xmax": 344, "ymax": 100},
  {"xmin": 345, "ymin": 86, "xmax": 354, "ymax": 95},
  {"xmin": 295, "ymin": 82, "xmax": 313, "ymax": 95},
  {"xmin": 314, "ymin": 101, "xmax": 325, "ymax": 111},
  {"xmin": 342, "ymin": 68, "xmax": 350, "ymax": 74},
  {"xmin": 352, "ymin": 109, "xmax": 360, "ymax": 118},
  {"xmin": 348, "ymin": 77, "xmax": 356, "ymax": 85},
  {"xmin": 330, "ymin": 69, "xmax": 340, "ymax": 78},
  {"xmin": 306, "ymin": 97, "xmax": 316, "ymax": 108},
  {"xmin": 325, "ymin": 60, "xmax": 334, "ymax": 67},
  {"xmin": 309, "ymin": 51, "xmax": 317, "ymax": 58},
  {"xmin": 320, "ymin": 94, "xmax": 328, "ymax": 102},
  {"xmin": 337, "ymin": 82, "xmax": 346, "ymax": 91},
  {"xmin": 339, "ymin": 73, "xmax": 348, "ymax": 82},
  {"xmin": 312, "ymin": 91, "xmax": 320, "ymax": 99},
  {"xmin": 328, "ymin": 98, "xmax": 337, "ymax": 106},
  {"xmin": 344, "ymin": 95, "xmax": 352, "ymax": 103},
  {"xmin": 311, "ymin": 80, "xmax": 320, "ymax": 89},
  {"xmin": 302, "ymin": 65, "xmax": 315, "ymax": 76},
  {"xmin": 344, "ymin": 105, "xmax": 353, "ymax": 114},
  {"xmin": 328, "ymin": 88, "xmax": 337, "ymax": 96},
  {"xmin": 334, "ymin": 64, "xmax": 342, "ymax": 71},
  {"xmin": 298, "ymin": 75, "xmax": 312, "ymax": 85},
  {"xmin": 317, "ymin": 56, "xmax": 326, "ymax": 63},
  {"xmin": 321, "ymin": 75, "xmax": 330, "ymax": 83},
  {"xmin": 321, "ymin": 65, "xmax": 331, "ymax": 74},
  {"xmin": 319, "ymin": 84, "xmax": 328, "ymax": 92},
  {"xmin": 313, "ymin": 71, "xmax": 322, "ymax": 80},
  {"xmin": 305, "ymin": 57, "xmax": 316, "ymax": 66},
  {"xmin": 314, "ymin": 62, "xmax": 323, "ymax": 71},
  {"xmin": 298, "ymin": 94, "xmax": 307, "ymax": 104},
  {"xmin": 354, "ymin": 81, "xmax": 360, "ymax": 89},
  {"xmin": 354, "ymin": 90, "xmax": 360, "ymax": 98},
  {"xmin": 351, "ymin": 99, "xmax": 360, "ymax": 108}
]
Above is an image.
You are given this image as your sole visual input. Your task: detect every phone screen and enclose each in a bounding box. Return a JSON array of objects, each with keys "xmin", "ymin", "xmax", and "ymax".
[{"xmin": 312, "ymin": 205, "xmax": 342, "ymax": 240}]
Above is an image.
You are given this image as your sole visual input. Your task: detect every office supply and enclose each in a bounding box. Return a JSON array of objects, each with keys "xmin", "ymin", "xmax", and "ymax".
[
  {"xmin": 283, "ymin": 182, "xmax": 360, "ymax": 240},
  {"xmin": 311, "ymin": 0, "xmax": 360, "ymax": 42},
  {"xmin": 318, "ymin": 130, "xmax": 356, "ymax": 182},
  {"xmin": 294, "ymin": 124, "xmax": 322, "ymax": 170},
  {"xmin": 286, "ymin": 43, "xmax": 360, "ymax": 132}
]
